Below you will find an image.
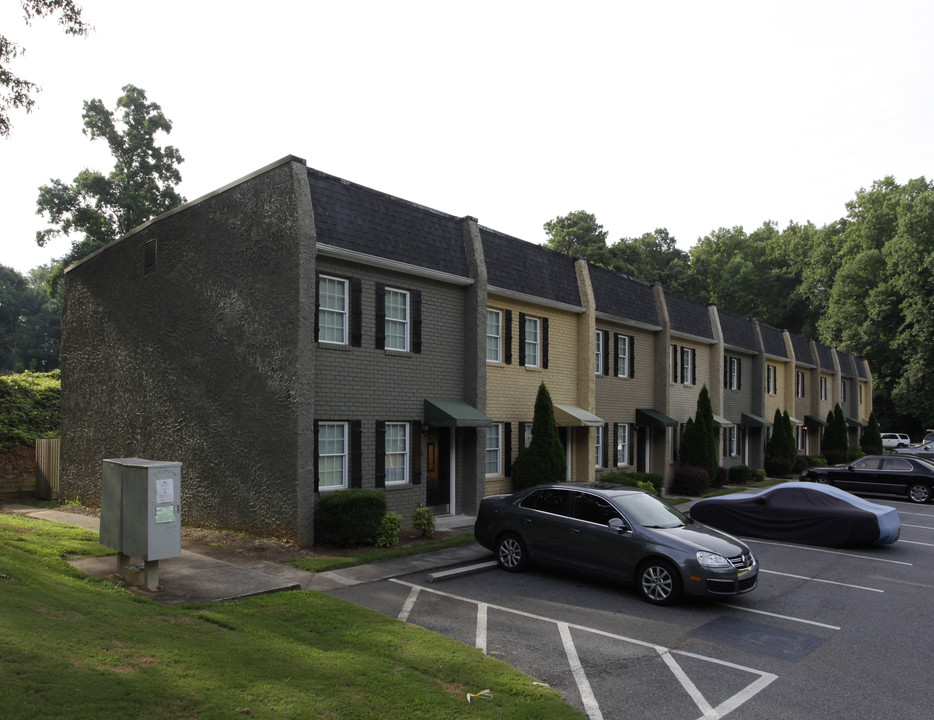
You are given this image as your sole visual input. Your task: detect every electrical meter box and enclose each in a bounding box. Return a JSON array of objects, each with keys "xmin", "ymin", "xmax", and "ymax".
[{"xmin": 100, "ymin": 458, "xmax": 182, "ymax": 562}]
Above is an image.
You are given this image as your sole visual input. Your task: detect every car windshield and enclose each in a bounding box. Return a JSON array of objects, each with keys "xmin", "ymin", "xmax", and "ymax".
[{"xmin": 614, "ymin": 493, "xmax": 688, "ymax": 529}]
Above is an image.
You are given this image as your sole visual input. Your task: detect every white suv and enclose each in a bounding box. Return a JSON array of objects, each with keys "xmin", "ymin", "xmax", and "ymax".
[{"xmin": 881, "ymin": 433, "xmax": 911, "ymax": 449}]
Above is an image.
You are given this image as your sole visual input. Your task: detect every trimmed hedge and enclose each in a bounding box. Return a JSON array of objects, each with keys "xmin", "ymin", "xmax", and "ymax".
[
  {"xmin": 315, "ymin": 489, "xmax": 388, "ymax": 546},
  {"xmin": 669, "ymin": 465, "xmax": 710, "ymax": 497},
  {"xmin": 0, "ymin": 371, "xmax": 60, "ymax": 453},
  {"xmin": 727, "ymin": 465, "xmax": 751, "ymax": 485}
]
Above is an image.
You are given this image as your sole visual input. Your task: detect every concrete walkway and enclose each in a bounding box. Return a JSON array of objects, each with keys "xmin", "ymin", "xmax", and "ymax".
[{"xmin": 3, "ymin": 505, "xmax": 489, "ymax": 605}]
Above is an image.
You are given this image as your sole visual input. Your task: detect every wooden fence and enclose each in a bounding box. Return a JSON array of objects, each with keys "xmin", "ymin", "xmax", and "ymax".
[{"xmin": 35, "ymin": 438, "xmax": 60, "ymax": 501}]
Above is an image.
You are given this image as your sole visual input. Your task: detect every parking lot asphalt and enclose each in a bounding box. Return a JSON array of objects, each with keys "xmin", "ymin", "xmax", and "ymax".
[{"xmin": 3, "ymin": 504, "xmax": 489, "ymax": 605}]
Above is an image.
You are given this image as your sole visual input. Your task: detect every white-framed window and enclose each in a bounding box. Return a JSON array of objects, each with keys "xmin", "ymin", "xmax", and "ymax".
[
  {"xmin": 796, "ymin": 425, "xmax": 806, "ymax": 451},
  {"xmin": 796, "ymin": 371, "xmax": 805, "ymax": 398},
  {"xmin": 318, "ymin": 275, "xmax": 348, "ymax": 345},
  {"xmin": 524, "ymin": 316, "xmax": 540, "ymax": 368},
  {"xmin": 384, "ymin": 288, "xmax": 409, "ymax": 351},
  {"xmin": 318, "ymin": 422, "xmax": 348, "ymax": 489},
  {"xmin": 681, "ymin": 347, "xmax": 692, "ymax": 385},
  {"xmin": 594, "ymin": 425, "xmax": 603, "ymax": 468},
  {"xmin": 486, "ymin": 423, "xmax": 502, "ymax": 476},
  {"xmin": 616, "ymin": 423, "xmax": 630, "ymax": 466},
  {"xmin": 595, "ymin": 331, "xmax": 604, "ymax": 375},
  {"xmin": 385, "ymin": 422, "xmax": 409, "ymax": 484},
  {"xmin": 617, "ymin": 335, "xmax": 630, "ymax": 378},
  {"xmin": 767, "ymin": 364, "xmax": 777, "ymax": 395},
  {"xmin": 724, "ymin": 425, "xmax": 738, "ymax": 457},
  {"xmin": 487, "ymin": 309, "xmax": 502, "ymax": 363},
  {"xmin": 820, "ymin": 376, "xmax": 828, "ymax": 400},
  {"xmin": 841, "ymin": 380, "xmax": 848, "ymax": 402},
  {"xmin": 523, "ymin": 423, "xmax": 533, "ymax": 447},
  {"xmin": 726, "ymin": 356, "xmax": 740, "ymax": 390}
]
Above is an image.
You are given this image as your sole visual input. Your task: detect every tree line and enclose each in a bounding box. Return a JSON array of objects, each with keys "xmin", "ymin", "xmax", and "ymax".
[{"xmin": 544, "ymin": 180, "xmax": 934, "ymax": 437}]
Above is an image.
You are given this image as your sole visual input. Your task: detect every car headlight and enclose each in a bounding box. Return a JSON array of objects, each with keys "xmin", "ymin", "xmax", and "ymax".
[{"xmin": 696, "ymin": 551, "xmax": 731, "ymax": 568}]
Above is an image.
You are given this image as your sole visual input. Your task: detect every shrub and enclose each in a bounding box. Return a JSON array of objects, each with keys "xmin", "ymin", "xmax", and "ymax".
[
  {"xmin": 599, "ymin": 470, "xmax": 663, "ymax": 495},
  {"xmin": 753, "ymin": 468, "xmax": 767, "ymax": 482},
  {"xmin": 727, "ymin": 465, "xmax": 751, "ymax": 485},
  {"xmin": 412, "ymin": 507, "xmax": 435, "ymax": 538},
  {"xmin": 0, "ymin": 370, "xmax": 61, "ymax": 453},
  {"xmin": 711, "ymin": 466, "xmax": 728, "ymax": 488},
  {"xmin": 669, "ymin": 465, "xmax": 710, "ymax": 497},
  {"xmin": 823, "ymin": 449, "xmax": 846, "ymax": 466},
  {"xmin": 315, "ymin": 489, "xmax": 388, "ymax": 546},
  {"xmin": 792, "ymin": 455, "xmax": 809, "ymax": 473},
  {"xmin": 806, "ymin": 455, "xmax": 827, "ymax": 468},
  {"xmin": 512, "ymin": 383, "xmax": 565, "ymax": 490},
  {"xmin": 764, "ymin": 456, "xmax": 792, "ymax": 477},
  {"xmin": 375, "ymin": 512, "xmax": 402, "ymax": 547}
]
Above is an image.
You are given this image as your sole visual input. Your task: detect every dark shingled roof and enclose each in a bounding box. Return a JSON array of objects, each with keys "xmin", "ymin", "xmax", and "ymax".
[
  {"xmin": 836, "ymin": 350, "xmax": 857, "ymax": 378},
  {"xmin": 307, "ymin": 168, "xmax": 470, "ymax": 278},
  {"xmin": 815, "ymin": 342, "xmax": 836, "ymax": 370},
  {"xmin": 717, "ymin": 308, "xmax": 758, "ymax": 353},
  {"xmin": 789, "ymin": 333, "xmax": 815, "ymax": 366},
  {"xmin": 588, "ymin": 265, "xmax": 659, "ymax": 327},
  {"xmin": 480, "ymin": 228, "xmax": 582, "ymax": 308},
  {"xmin": 758, "ymin": 323, "xmax": 789, "ymax": 359},
  {"xmin": 664, "ymin": 289, "xmax": 713, "ymax": 341}
]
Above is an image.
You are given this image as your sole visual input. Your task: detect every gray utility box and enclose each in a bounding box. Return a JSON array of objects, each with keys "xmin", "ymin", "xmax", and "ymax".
[{"xmin": 99, "ymin": 458, "xmax": 182, "ymax": 589}]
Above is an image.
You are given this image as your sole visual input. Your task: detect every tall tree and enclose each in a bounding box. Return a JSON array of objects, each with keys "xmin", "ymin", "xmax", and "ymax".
[
  {"xmin": 1, "ymin": 0, "xmax": 91, "ymax": 137},
  {"xmin": 511, "ymin": 383, "xmax": 566, "ymax": 490},
  {"xmin": 543, "ymin": 210, "xmax": 611, "ymax": 266},
  {"xmin": 0, "ymin": 264, "xmax": 59, "ymax": 373},
  {"xmin": 608, "ymin": 228, "xmax": 693, "ymax": 292},
  {"xmin": 35, "ymin": 84, "xmax": 185, "ymax": 284}
]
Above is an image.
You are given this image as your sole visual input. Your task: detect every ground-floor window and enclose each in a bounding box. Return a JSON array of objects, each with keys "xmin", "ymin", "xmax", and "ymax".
[
  {"xmin": 486, "ymin": 423, "xmax": 502, "ymax": 476},
  {"xmin": 318, "ymin": 422, "xmax": 348, "ymax": 489},
  {"xmin": 616, "ymin": 423, "xmax": 630, "ymax": 466},
  {"xmin": 385, "ymin": 422, "xmax": 409, "ymax": 484}
]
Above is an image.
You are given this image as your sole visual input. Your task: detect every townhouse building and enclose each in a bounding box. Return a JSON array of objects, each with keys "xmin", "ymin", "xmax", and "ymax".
[
  {"xmin": 59, "ymin": 156, "xmax": 874, "ymax": 541},
  {"xmin": 789, "ymin": 332, "xmax": 823, "ymax": 454}
]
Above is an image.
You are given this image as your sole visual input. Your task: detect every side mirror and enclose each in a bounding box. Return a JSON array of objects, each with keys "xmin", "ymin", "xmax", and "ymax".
[{"xmin": 608, "ymin": 517, "xmax": 630, "ymax": 533}]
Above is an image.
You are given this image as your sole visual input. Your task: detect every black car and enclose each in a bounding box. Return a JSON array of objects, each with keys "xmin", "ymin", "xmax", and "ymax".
[
  {"xmin": 473, "ymin": 483, "xmax": 758, "ymax": 605},
  {"xmin": 800, "ymin": 454, "xmax": 934, "ymax": 504}
]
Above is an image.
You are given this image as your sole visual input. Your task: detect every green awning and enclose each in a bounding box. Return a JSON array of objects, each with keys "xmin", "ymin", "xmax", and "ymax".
[
  {"xmin": 424, "ymin": 399, "xmax": 492, "ymax": 428},
  {"xmin": 804, "ymin": 414, "xmax": 826, "ymax": 428},
  {"xmin": 636, "ymin": 408, "xmax": 677, "ymax": 428},
  {"xmin": 712, "ymin": 414, "xmax": 734, "ymax": 428},
  {"xmin": 553, "ymin": 404, "xmax": 604, "ymax": 427},
  {"xmin": 741, "ymin": 412, "xmax": 771, "ymax": 428},
  {"xmin": 847, "ymin": 417, "xmax": 865, "ymax": 428}
]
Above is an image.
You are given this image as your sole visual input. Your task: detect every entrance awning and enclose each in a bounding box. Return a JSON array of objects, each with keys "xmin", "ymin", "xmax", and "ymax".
[
  {"xmin": 636, "ymin": 408, "xmax": 677, "ymax": 428},
  {"xmin": 804, "ymin": 415, "xmax": 826, "ymax": 428},
  {"xmin": 424, "ymin": 399, "xmax": 492, "ymax": 428},
  {"xmin": 741, "ymin": 412, "xmax": 771, "ymax": 428},
  {"xmin": 789, "ymin": 416, "xmax": 803, "ymax": 426},
  {"xmin": 847, "ymin": 417, "xmax": 865, "ymax": 428},
  {"xmin": 553, "ymin": 404, "xmax": 604, "ymax": 427},
  {"xmin": 712, "ymin": 414, "xmax": 734, "ymax": 428}
]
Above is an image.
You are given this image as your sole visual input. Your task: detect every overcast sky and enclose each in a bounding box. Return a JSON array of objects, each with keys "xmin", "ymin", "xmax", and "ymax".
[{"xmin": 2, "ymin": 1, "xmax": 933, "ymax": 275}]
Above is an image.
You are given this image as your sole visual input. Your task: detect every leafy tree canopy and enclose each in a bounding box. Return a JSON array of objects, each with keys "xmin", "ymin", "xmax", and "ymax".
[
  {"xmin": 35, "ymin": 84, "xmax": 185, "ymax": 286},
  {"xmin": 543, "ymin": 210, "xmax": 610, "ymax": 266},
  {"xmin": 0, "ymin": 0, "xmax": 91, "ymax": 137},
  {"xmin": 0, "ymin": 264, "xmax": 59, "ymax": 373}
]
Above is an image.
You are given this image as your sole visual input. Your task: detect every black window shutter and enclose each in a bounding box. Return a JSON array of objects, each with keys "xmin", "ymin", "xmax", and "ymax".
[
  {"xmin": 518, "ymin": 313, "xmax": 527, "ymax": 366},
  {"xmin": 612, "ymin": 333, "xmax": 620, "ymax": 377},
  {"xmin": 411, "ymin": 289, "xmax": 422, "ymax": 353},
  {"xmin": 313, "ymin": 421, "xmax": 320, "ymax": 492},
  {"xmin": 629, "ymin": 425, "xmax": 635, "ymax": 465},
  {"xmin": 504, "ymin": 422, "xmax": 513, "ymax": 477},
  {"xmin": 518, "ymin": 421, "xmax": 527, "ymax": 450},
  {"xmin": 691, "ymin": 349, "xmax": 697, "ymax": 385},
  {"xmin": 602, "ymin": 423, "xmax": 616, "ymax": 468},
  {"xmin": 542, "ymin": 317, "xmax": 549, "ymax": 369},
  {"xmin": 629, "ymin": 336, "xmax": 636, "ymax": 378},
  {"xmin": 738, "ymin": 358, "xmax": 742, "ymax": 390},
  {"xmin": 375, "ymin": 282, "xmax": 386, "ymax": 349},
  {"xmin": 680, "ymin": 346, "xmax": 687, "ymax": 383},
  {"xmin": 411, "ymin": 422, "xmax": 421, "ymax": 484},
  {"xmin": 504, "ymin": 309, "xmax": 513, "ymax": 365},
  {"xmin": 314, "ymin": 272, "xmax": 320, "ymax": 343},
  {"xmin": 673, "ymin": 345, "xmax": 679, "ymax": 383},
  {"xmin": 612, "ymin": 423, "xmax": 618, "ymax": 466},
  {"xmin": 374, "ymin": 421, "xmax": 386, "ymax": 488},
  {"xmin": 350, "ymin": 278, "xmax": 362, "ymax": 347},
  {"xmin": 603, "ymin": 330, "xmax": 611, "ymax": 375},
  {"xmin": 350, "ymin": 420, "xmax": 362, "ymax": 488},
  {"xmin": 724, "ymin": 357, "xmax": 729, "ymax": 389}
]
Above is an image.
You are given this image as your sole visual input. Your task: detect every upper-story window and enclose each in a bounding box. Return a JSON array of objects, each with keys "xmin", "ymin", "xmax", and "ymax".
[
  {"xmin": 681, "ymin": 347, "xmax": 694, "ymax": 385},
  {"xmin": 616, "ymin": 335, "xmax": 632, "ymax": 378},
  {"xmin": 520, "ymin": 314, "xmax": 545, "ymax": 368},
  {"xmin": 487, "ymin": 309, "xmax": 502, "ymax": 363},
  {"xmin": 820, "ymin": 376, "xmax": 828, "ymax": 400},
  {"xmin": 841, "ymin": 379, "xmax": 848, "ymax": 403},
  {"xmin": 796, "ymin": 371, "xmax": 806, "ymax": 398},
  {"xmin": 318, "ymin": 275, "xmax": 348, "ymax": 345},
  {"xmin": 767, "ymin": 364, "xmax": 777, "ymax": 395},
  {"xmin": 725, "ymin": 356, "xmax": 740, "ymax": 390},
  {"xmin": 595, "ymin": 331, "xmax": 604, "ymax": 375},
  {"xmin": 384, "ymin": 288, "xmax": 409, "ymax": 351}
]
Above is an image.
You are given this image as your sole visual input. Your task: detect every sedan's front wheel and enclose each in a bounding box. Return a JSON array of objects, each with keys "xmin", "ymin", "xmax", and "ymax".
[
  {"xmin": 908, "ymin": 482, "xmax": 932, "ymax": 504},
  {"xmin": 496, "ymin": 533, "xmax": 529, "ymax": 572},
  {"xmin": 637, "ymin": 559, "xmax": 683, "ymax": 606}
]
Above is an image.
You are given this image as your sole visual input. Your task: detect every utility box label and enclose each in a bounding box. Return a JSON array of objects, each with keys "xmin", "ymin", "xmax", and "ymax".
[
  {"xmin": 156, "ymin": 478, "xmax": 174, "ymax": 504},
  {"xmin": 154, "ymin": 504, "xmax": 175, "ymax": 524}
]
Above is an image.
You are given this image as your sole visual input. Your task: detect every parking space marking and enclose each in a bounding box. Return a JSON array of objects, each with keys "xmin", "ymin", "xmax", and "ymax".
[
  {"xmin": 391, "ymin": 578, "xmax": 777, "ymax": 720},
  {"xmin": 398, "ymin": 585, "xmax": 420, "ymax": 622},
  {"xmin": 722, "ymin": 604, "xmax": 840, "ymax": 630},
  {"xmin": 759, "ymin": 569, "xmax": 883, "ymax": 592},
  {"xmin": 902, "ymin": 523, "xmax": 934, "ymax": 530},
  {"xmin": 745, "ymin": 538, "xmax": 913, "ymax": 565},
  {"xmin": 898, "ymin": 539, "xmax": 934, "ymax": 546}
]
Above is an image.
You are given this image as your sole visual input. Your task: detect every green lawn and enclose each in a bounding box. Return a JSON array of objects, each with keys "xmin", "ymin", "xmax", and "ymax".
[{"xmin": 0, "ymin": 514, "xmax": 584, "ymax": 720}]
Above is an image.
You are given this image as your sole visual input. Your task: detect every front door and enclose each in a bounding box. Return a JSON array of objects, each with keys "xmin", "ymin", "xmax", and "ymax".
[{"xmin": 426, "ymin": 429, "xmax": 450, "ymax": 513}]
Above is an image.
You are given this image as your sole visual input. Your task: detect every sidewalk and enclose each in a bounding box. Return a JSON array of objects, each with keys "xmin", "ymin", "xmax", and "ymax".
[{"xmin": 3, "ymin": 505, "xmax": 490, "ymax": 606}]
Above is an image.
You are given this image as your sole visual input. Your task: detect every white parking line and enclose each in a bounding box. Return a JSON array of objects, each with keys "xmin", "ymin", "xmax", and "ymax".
[
  {"xmin": 398, "ymin": 584, "xmax": 420, "ymax": 623},
  {"xmin": 722, "ymin": 604, "xmax": 840, "ymax": 630},
  {"xmin": 760, "ymin": 569, "xmax": 883, "ymax": 592},
  {"xmin": 745, "ymin": 538, "xmax": 913, "ymax": 565},
  {"xmin": 898, "ymin": 539, "xmax": 934, "ymax": 546},
  {"xmin": 391, "ymin": 578, "xmax": 777, "ymax": 720},
  {"xmin": 902, "ymin": 523, "xmax": 934, "ymax": 530}
]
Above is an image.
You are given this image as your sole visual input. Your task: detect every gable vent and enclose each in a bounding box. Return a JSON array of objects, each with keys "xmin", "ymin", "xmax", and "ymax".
[{"xmin": 144, "ymin": 238, "xmax": 157, "ymax": 276}]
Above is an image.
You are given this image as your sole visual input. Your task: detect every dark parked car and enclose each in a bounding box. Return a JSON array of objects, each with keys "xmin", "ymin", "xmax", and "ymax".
[
  {"xmin": 800, "ymin": 454, "xmax": 934, "ymax": 504},
  {"xmin": 689, "ymin": 483, "xmax": 900, "ymax": 548},
  {"xmin": 473, "ymin": 483, "xmax": 758, "ymax": 605}
]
